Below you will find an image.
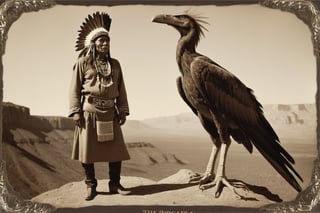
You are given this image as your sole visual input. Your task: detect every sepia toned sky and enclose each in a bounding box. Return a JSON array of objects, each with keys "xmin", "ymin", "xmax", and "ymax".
[{"xmin": 2, "ymin": 4, "xmax": 316, "ymax": 120}]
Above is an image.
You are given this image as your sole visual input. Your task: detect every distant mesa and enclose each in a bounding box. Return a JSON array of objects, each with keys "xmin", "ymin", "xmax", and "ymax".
[
  {"xmin": 277, "ymin": 104, "xmax": 309, "ymax": 112},
  {"xmin": 3, "ymin": 102, "xmax": 74, "ymax": 131},
  {"xmin": 268, "ymin": 104, "xmax": 314, "ymax": 125},
  {"xmin": 2, "ymin": 101, "xmax": 316, "ymax": 142},
  {"xmin": 2, "ymin": 102, "xmax": 315, "ymax": 129},
  {"xmin": 3, "ymin": 102, "xmax": 31, "ymax": 127}
]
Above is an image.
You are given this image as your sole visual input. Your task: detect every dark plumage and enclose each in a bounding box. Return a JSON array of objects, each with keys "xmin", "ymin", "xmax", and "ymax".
[{"xmin": 153, "ymin": 13, "xmax": 302, "ymax": 197}]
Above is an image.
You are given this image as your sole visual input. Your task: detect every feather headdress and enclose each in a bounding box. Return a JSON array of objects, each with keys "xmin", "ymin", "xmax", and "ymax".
[{"xmin": 75, "ymin": 12, "xmax": 112, "ymax": 52}]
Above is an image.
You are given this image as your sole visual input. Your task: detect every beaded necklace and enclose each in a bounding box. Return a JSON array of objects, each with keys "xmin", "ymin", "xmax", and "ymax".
[{"xmin": 94, "ymin": 58, "xmax": 113, "ymax": 88}]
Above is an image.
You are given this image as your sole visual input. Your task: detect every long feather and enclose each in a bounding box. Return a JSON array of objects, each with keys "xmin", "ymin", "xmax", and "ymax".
[{"xmin": 75, "ymin": 12, "xmax": 112, "ymax": 53}]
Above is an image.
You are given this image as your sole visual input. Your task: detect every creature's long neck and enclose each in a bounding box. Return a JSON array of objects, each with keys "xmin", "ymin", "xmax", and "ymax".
[{"xmin": 176, "ymin": 29, "xmax": 197, "ymax": 75}]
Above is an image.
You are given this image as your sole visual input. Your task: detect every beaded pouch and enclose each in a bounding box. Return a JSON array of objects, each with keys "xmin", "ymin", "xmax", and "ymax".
[{"xmin": 96, "ymin": 120, "xmax": 114, "ymax": 142}]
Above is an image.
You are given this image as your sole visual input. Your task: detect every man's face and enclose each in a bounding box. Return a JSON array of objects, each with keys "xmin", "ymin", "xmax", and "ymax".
[{"xmin": 94, "ymin": 35, "xmax": 110, "ymax": 55}]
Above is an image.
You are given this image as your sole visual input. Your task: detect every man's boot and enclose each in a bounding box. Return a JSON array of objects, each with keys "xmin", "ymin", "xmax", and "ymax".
[
  {"xmin": 82, "ymin": 163, "xmax": 98, "ymax": 200},
  {"xmin": 109, "ymin": 161, "xmax": 131, "ymax": 195},
  {"xmin": 85, "ymin": 186, "xmax": 97, "ymax": 201}
]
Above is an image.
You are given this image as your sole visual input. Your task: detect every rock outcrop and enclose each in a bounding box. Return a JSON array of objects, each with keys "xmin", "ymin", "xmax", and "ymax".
[
  {"xmin": 2, "ymin": 102, "xmax": 74, "ymax": 143},
  {"xmin": 31, "ymin": 169, "xmax": 281, "ymax": 211},
  {"xmin": 3, "ymin": 102, "xmax": 74, "ymax": 131},
  {"xmin": 3, "ymin": 102, "xmax": 31, "ymax": 128}
]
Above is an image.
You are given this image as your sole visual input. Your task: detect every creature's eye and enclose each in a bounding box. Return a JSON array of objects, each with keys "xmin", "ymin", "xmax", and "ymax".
[{"xmin": 176, "ymin": 15, "xmax": 188, "ymax": 19}]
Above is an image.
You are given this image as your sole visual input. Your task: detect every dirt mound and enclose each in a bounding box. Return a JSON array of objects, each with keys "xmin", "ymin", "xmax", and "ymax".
[{"xmin": 32, "ymin": 169, "xmax": 280, "ymax": 211}]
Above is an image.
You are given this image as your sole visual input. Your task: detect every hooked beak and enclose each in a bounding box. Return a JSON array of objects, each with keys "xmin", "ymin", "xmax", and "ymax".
[
  {"xmin": 152, "ymin": 14, "xmax": 181, "ymax": 27},
  {"xmin": 152, "ymin": 14, "xmax": 170, "ymax": 23}
]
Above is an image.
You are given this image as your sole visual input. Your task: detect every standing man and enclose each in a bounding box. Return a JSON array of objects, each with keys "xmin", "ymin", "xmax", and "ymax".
[{"xmin": 69, "ymin": 12, "xmax": 131, "ymax": 201}]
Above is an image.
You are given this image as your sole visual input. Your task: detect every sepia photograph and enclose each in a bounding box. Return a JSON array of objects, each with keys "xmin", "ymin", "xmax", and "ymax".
[{"xmin": 0, "ymin": 0, "xmax": 319, "ymax": 212}]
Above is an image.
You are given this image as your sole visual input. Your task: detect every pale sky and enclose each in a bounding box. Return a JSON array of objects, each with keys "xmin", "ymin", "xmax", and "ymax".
[{"xmin": 2, "ymin": 4, "xmax": 316, "ymax": 120}]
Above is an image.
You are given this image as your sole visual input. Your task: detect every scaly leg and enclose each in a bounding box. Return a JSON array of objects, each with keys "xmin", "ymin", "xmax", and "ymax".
[
  {"xmin": 200, "ymin": 142, "xmax": 242, "ymax": 199},
  {"xmin": 190, "ymin": 113, "xmax": 221, "ymax": 184},
  {"xmin": 190, "ymin": 145, "xmax": 220, "ymax": 184}
]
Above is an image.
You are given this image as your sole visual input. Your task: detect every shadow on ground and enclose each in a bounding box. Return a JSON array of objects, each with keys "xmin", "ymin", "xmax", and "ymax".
[
  {"xmin": 94, "ymin": 178, "xmax": 282, "ymax": 204},
  {"xmin": 229, "ymin": 179, "xmax": 283, "ymax": 202},
  {"xmin": 126, "ymin": 182, "xmax": 199, "ymax": 195}
]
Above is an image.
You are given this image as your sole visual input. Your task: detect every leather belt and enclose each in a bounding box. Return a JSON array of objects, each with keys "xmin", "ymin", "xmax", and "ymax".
[{"xmin": 86, "ymin": 95, "xmax": 115, "ymax": 109}]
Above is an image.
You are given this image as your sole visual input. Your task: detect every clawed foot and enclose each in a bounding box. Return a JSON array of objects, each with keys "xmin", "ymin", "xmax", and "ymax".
[
  {"xmin": 189, "ymin": 172, "xmax": 215, "ymax": 185},
  {"xmin": 200, "ymin": 176, "xmax": 244, "ymax": 199}
]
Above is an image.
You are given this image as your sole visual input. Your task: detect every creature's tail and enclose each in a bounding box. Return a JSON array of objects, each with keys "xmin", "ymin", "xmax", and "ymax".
[{"xmin": 243, "ymin": 116, "xmax": 303, "ymax": 192}]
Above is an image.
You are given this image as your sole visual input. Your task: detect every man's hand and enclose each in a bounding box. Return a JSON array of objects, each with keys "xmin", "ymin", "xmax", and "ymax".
[
  {"xmin": 73, "ymin": 113, "xmax": 83, "ymax": 127},
  {"xmin": 119, "ymin": 112, "xmax": 127, "ymax": 126}
]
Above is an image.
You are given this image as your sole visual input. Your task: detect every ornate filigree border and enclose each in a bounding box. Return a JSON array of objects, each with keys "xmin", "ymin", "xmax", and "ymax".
[
  {"xmin": 0, "ymin": 0, "xmax": 318, "ymax": 212},
  {"xmin": 259, "ymin": 1, "xmax": 320, "ymax": 212}
]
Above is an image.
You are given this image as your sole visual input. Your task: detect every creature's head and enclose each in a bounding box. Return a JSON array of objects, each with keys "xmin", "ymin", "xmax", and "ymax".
[{"xmin": 152, "ymin": 13, "xmax": 207, "ymax": 46}]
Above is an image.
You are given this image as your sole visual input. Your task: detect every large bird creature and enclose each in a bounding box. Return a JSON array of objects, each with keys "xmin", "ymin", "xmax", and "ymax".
[{"xmin": 152, "ymin": 13, "xmax": 303, "ymax": 198}]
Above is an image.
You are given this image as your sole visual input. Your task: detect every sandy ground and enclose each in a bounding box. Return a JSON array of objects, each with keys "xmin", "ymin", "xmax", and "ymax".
[{"xmin": 32, "ymin": 169, "xmax": 282, "ymax": 213}]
